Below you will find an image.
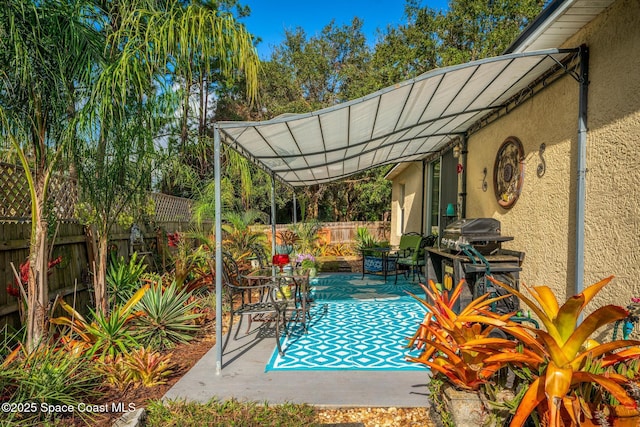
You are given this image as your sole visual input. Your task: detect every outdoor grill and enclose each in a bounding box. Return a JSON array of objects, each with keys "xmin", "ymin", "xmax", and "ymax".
[
  {"xmin": 440, "ymin": 217, "xmax": 513, "ymax": 254},
  {"xmin": 429, "ymin": 218, "xmax": 523, "ymax": 315}
]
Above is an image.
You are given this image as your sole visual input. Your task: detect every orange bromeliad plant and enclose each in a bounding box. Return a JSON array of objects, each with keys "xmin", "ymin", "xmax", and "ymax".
[
  {"xmin": 407, "ymin": 279, "xmax": 516, "ymax": 390},
  {"xmin": 482, "ymin": 275, "xmax": 640, "ymax": 427}
]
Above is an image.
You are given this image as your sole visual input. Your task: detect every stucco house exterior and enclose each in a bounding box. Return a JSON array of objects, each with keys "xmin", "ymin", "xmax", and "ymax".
[{"xmin": 386, "ymin": 0, "xmax": 640, "ymax": 315}]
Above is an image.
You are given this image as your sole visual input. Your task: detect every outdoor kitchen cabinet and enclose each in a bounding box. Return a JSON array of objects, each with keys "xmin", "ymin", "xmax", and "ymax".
[
  {"xmin": 425, "ymin": 217, "xmax": 524, "ymax": 314},
  {"xmin": 425, "ymin": 248, "xmax": 523, "ymax": 313}
]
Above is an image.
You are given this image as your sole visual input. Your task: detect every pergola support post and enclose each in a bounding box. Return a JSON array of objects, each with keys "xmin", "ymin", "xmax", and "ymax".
[
  {"xmin": 271, "ymin": 173, "xmax": 277, "ymax": 274},
  {"xmin": 214, "ymin": 124, "xmax": 223, "ymax": 375},
  {"xmin": 459, "ymin": 134, "xmax": 468, "ymax": 219},
  {"xmin": 293, "ymin": 191, "xmax": 297, "ymax": 224}
]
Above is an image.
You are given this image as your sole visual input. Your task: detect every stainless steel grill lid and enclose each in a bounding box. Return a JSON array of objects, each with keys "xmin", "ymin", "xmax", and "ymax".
[
  {"xmin": 441, "ymin": 218, "xmax": 513, "ymax": 253},
  {"xmin": 443, "ymin": 218, "xmax": 501, "ymax": 236}
]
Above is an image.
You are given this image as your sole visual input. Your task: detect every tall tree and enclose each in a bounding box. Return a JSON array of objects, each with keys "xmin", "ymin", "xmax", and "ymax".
[
  {"xmin": 205, "ymin": 0, "xmax": 546, "ymax": 223},
  {"xmin": 0, "ymin": 0, "xmax": 104, "ymax": 350},
  {"xmin": 369, "ymin": 3, "xmax": 440, "ymax": 87},
  {"xmin": 262, "ymin": 19, "xmax": 374, "ymax": 220},
  {"xmin": 1, "ymin": 0, "xmax": 260, "ymax": 348},
  {"xmin": 80, "ymin": 0, "xmax": 259, "ymax": 314},
  {"xmin": 438, "ymin": 0, "xmax": 545, "ymax": 64}
]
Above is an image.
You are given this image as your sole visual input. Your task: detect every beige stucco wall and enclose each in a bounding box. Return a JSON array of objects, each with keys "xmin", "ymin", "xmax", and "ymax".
[
  {"xmin": 389, "ymin": 162, "xmax": 424, "ymax": 246},
  {"xmin": 466, "ymin": 0, "xmax": 640, "ymax": 315}
]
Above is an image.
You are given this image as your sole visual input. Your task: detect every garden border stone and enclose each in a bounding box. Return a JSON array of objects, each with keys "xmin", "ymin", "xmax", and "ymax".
[{"xmin": 112, "ymin": 407, "xmax": 146, "ymax": 427}]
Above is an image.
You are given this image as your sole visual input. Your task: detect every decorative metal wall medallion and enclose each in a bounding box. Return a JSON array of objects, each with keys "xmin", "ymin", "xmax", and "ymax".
[{"xmin": 493, "ymin": 137, "xmax": 524, "ymax": 209}]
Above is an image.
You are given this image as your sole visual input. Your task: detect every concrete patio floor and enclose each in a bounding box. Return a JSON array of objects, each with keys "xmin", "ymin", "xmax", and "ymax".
[
  {"xmin": 163, "ymin": 276, "xmax": 433, "ymax": 409},
  {"xmin": 163, "ymin": 323, "xmax": 432, "ymax": 408}
]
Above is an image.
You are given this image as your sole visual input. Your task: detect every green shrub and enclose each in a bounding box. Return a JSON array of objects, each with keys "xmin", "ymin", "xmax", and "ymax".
[
  {"xmin": 354, "ymin": 226, "xmax": 380, "ymax": 252},
  {"xmin": 107, "ymin": 252, "xmax": 147, "ymax": 307},
  {"xmin": 50, "ymin": 286, "xmax": 149, "ymax": 360},
  {"xmin": 85, "ymin": 307, "xmax": 141, "ymax": 359},
  {"xmin": 134, "ymin": 281, "xmax": 202, "ymax": 350},
  {"xmin": 3, "ymin": 346, "xmax": 101, "ymax": 426}
]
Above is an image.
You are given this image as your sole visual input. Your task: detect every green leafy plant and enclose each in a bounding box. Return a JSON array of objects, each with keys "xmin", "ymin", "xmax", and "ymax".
[
  {"xmin": 354, "ymin": 226, "xmax": 380, "ymax": 252},
  {"xmin": 134, "ymin": 281, "xmax": 202, "ymax": 350},
  {"xmin": 4, "ymin": 344, "xmax": 101, "ymax": 425},
  {"xmin": 86, "ymin": 308, "xmax": 142, "ymax": 359},
  {"xmin": 221, "ymin": 210, "xmax": 268, "ymax": 261},
  {"xmin": 50, "ymin": 285, "xmax": 149, "ymax": 359},
  {"xmin": 169, "ymin": 233, "xmax": 212, "ymax": 288},
  {"xmin": 107, "ymin": 252, "xmax": 147, "ymax": 306},
  {"xmin": 290, "ymin": 221, "xmax": 322, "ymax": 254}
]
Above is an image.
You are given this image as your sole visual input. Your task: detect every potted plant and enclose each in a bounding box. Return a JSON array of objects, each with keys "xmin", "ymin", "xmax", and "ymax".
[
  {"xmin": 296, "ymin": 253, "xmax": 318, "ymax": 277},
  {"xmin": 408, "ymin": 276, "xmax": 640, "ymax": 427}
]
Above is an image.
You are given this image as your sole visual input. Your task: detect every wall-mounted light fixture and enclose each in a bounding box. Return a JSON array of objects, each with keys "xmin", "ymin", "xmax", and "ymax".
[{"xmin": 453, "ymin": 144, "xmax": 461, "ymax": 158}]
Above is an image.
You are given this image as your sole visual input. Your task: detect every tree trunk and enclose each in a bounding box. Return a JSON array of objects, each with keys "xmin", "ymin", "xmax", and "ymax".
[
  {"xmin": 26, "ymin": 192, "xmax": 49, "ymax": 353},
  {"xmin": 94, "ymin": 233, "xmax": 109, "ymax": 314}
]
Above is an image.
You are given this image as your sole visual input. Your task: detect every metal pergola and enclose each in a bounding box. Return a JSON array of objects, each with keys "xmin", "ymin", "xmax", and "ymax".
[{"xmin": 211, "ymin": 47, "xmax": 587, "ymax": 373}]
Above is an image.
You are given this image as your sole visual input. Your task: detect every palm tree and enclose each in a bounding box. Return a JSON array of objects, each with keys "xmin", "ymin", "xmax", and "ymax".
[
  {"xmin": 1, "ymin": 0, "xmax": 259, "ymax": 349},
  {"xmin": 222, "ymin": 210, "xmax": 269, "ymax": 260},
  {"xmin": 79, "ymin": 0, "xmax": 260, "ymax": 314},
  {"xmin": 0, "ymin": 0, "xmax": 104, "ymax": 351}
]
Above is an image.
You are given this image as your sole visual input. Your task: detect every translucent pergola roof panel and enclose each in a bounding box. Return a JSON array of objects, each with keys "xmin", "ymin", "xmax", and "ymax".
[{"xmin": 218, "ymin": 49, "xmax": 578, "ymax": 187}]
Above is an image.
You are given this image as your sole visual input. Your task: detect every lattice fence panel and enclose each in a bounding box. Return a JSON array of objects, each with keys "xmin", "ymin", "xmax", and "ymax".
[
  {"xmin": 48, "ymin": 173, "xmax": 79, "ymax": 220},
  {"xmin": 151, "ymin": 192, "xmax": 193, "ymax": 222},
  {"xmin": 1, "ymin": 164, "xmax": 193, "ymax": 223},
  {"xmin": 0, "ymin": 162, "xmax": 78, "ymax": 221},
  {"xmin": 0, "ymin": 162, "xmax": 30, "ymax": 219}
]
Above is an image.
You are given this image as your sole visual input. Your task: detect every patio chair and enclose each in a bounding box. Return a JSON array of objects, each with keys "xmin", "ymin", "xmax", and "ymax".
[
  {"xmin": 216, "ymin": 252, "xmax": 288, "ymax": 356},
  {"xmin": 248, "ymin": 243, "xmax": 271, "ymax": 269},
  {"xmin": 394, "ymin": 235, "xmax": 432, "ymax": 284}
]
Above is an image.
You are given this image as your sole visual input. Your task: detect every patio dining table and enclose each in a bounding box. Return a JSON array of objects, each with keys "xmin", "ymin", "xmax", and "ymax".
[{"xmin": 244, "ymin": 268, "xmax": 311, "ymax": 333}]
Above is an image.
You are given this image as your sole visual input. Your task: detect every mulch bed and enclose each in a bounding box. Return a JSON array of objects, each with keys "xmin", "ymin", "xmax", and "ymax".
[{"xmin": 66, "ymin": 295, "xmax": 434, "ymax": 427}]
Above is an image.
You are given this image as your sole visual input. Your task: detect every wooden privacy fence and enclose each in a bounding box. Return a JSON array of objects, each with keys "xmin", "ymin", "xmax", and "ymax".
[
  {"xmin": 1, "ymin": 162, "xmax": 389, "ymax": 327},
  {"xmin": 1, "ymin": 219, "xmax": 388, "ymax": 325},
  {"xmin": 255, "ymin": 221, "xmax": 390, "ymax": 245},
  {"xmin": 0, "ymin": 161, "xmax": 198, "ymax": 327},
  {"xmin": 0, "ymin": 220, "xmax": 200, "ymax": 328},
  {"xmin": 319, "ymin": 221, "xmax": 390, "ymax": 244}
]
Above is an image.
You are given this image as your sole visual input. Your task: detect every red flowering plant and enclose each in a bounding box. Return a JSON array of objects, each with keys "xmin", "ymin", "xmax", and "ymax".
[
  {"xmin": 167, "ymin": 232, "xmax": 181, "ymax": 248},
  {"xmin": 8, "ymin": 255, "xmax": 63, "ymax": 296},
  {"xmin": 6, "ymin": 255, "xmax": 63, "ymax": 324}
]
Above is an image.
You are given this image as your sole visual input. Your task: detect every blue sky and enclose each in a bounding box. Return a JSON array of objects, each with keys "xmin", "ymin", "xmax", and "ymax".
[{"xmin": 240, "ymin": 1, "xmax": 450, "ymax": 59}]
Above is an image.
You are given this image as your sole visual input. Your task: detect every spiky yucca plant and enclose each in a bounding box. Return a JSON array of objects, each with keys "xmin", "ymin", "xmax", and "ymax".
[{"xmin": 134, "ymin": 281, "xmax": 202, "ymax": 350}]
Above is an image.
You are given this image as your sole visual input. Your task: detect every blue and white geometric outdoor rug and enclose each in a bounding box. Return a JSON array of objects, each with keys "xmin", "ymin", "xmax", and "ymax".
[{"xmin": 265, "ymin": 274, "xmax": 429, "ymax": 371}]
